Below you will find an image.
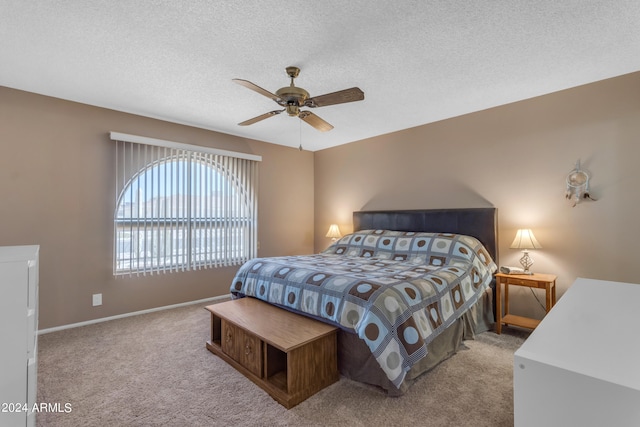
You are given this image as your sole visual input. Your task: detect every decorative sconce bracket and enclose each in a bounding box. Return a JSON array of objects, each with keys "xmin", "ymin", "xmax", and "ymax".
[{"xmin": 565, "ymin": 160, "xmax": 596, "ymax": 207}]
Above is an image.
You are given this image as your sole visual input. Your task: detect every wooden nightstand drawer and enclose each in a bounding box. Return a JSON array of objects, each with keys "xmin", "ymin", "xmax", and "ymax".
[{"xmin": 506, "ymin": 277, "xmax": 529, "ymax": 286}]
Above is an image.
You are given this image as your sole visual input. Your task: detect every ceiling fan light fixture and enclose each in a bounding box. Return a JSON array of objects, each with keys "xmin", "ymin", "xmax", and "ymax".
[{"xmin": 285, "ymin": 105, "xmax": 300, "ymax": 116}]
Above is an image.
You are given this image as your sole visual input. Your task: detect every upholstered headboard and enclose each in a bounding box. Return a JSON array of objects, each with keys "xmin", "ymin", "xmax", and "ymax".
[{"xmin": 353, "ymin": 208, "xmax": 498, "ymax": 264}]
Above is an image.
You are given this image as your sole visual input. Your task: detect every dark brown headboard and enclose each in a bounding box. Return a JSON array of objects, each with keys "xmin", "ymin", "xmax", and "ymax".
[{"xmin": 353, "ymin": 208, "xmax": 498, "ymax": 263}]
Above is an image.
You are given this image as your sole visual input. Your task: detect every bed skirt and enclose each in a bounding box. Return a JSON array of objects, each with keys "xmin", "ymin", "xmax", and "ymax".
[{"xmin": 337, "ymin": 286, "xmax": 494, "ymax": 396}]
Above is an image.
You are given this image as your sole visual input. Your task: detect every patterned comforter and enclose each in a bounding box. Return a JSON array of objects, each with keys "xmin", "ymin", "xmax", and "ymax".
[{"xmin": 230, "ymin": 230, "xmax": 497, "ymax": 389}]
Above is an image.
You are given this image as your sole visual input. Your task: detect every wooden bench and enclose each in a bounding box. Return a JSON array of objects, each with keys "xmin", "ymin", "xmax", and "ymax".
[{"xmin": 205, "ymin": 297, "xmax": 339, "ymax": 408}]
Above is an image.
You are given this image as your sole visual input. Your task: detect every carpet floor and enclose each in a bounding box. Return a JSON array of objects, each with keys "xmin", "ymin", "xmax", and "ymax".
[{"xmin": 36, "ymin": 300, "xmax": 528, "ymax": 427}]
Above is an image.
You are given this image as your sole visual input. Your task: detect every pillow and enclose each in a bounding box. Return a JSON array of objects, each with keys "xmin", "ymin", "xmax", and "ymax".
[{"xmin": 324, "ymin": 229, "xmax": 495, "ymax": 270}]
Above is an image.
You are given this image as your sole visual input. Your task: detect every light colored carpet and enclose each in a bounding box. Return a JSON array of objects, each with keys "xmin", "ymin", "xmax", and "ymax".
[{"xmin": 36, "ymin": 301, "xmax": 528, "ymax": 427}]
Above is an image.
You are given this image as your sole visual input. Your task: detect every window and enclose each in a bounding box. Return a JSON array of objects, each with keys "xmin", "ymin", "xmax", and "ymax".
[{"xmin": 111, "ymin": 133, "xmax": 260, "ymax": 276}]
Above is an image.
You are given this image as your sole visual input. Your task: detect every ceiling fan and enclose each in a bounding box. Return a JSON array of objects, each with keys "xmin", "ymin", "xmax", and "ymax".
[{"xmin": 233, "ymin": 66, "xmax": 364, "ymax": 132}]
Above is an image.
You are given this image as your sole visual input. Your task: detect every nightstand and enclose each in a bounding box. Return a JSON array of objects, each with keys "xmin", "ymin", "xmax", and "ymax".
[{"xmin": 495, "ymin": 272, "xmax": 557, "ymax": 334}]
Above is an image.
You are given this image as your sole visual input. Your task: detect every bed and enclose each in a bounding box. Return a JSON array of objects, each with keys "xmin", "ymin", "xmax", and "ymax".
[{"xmin": 231, "ymin": 208, "xmax": 498, "ymax": 395}]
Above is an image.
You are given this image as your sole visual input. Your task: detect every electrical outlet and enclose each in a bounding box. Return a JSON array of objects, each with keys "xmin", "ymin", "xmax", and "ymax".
[{"xmin": 92, "ymin": 293, "xmax": 102, "ymax": 306}]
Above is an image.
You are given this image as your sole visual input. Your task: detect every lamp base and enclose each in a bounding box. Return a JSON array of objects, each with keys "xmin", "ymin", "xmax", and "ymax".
[{"xmin": 519, "ymin": 250, "xmax": 534, "ymax": 274}]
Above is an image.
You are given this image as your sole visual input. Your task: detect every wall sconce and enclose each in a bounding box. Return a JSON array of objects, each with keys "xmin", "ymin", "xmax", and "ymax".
[
  {"xmin": 510, "ymin": 229, "xmax": 542, "ymax": 274},
  {"xmin": 566, "ymin": 160, "xmax": 596, "ymax": 207},
  {"xmin": 325, "ymin": 224, "xmax": 342, "ymax": 242}
]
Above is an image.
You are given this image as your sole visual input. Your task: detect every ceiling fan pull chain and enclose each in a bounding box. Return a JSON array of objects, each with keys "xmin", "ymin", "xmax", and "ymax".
[{"xmin": 299, "ymin": 118, "xmax": 303, "ymax": 151}]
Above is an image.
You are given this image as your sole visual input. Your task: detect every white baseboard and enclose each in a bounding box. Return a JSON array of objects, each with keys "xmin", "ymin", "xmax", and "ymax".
[{"xmin": 37, "ymin": 294, "xmax": 231, "ymax": 335}]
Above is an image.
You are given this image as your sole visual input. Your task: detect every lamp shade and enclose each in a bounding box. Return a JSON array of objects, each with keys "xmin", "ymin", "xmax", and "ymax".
[
  {"xmin": 326, "ymin": 224, "xmax": 342, "ymax": 240},
  {"xmin": 510, "ymin": 229, "xmax": 542, "ymax": 250}
]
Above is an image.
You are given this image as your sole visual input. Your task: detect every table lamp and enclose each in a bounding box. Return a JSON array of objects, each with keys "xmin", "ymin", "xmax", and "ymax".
[
  {"xmin": 510, "ymin": 229, "xmax": 541, "ymax": 274},
  {"xmin": 325, "ymin": 224, "xmax": 342, "ymax": 242}
]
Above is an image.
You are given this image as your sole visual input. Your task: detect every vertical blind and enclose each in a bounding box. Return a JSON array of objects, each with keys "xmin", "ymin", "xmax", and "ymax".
[{"xmin": 110, "ymin": 132, "xmax": 261, "ymax": 276}]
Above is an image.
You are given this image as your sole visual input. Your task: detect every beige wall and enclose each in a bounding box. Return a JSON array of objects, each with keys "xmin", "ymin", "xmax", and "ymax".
[
  {"xmin": 314, "ymin": 72, "xmax": 640, "ymax": 319},
  {"xmin": 0, "ymin": 87, "xmax": 314, "ymax": 329},
  {"xmin": 3, "ymin": 71, "xmax": 639, "ymax": 329}
]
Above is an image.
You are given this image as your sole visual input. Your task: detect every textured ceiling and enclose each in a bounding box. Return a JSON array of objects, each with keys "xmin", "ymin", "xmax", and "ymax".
[{"xmin": 2, "ymin": 1, "xmax": 640, "ymax": 151}]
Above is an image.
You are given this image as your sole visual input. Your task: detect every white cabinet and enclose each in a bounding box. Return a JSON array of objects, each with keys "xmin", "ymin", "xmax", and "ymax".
[
  {"xmin": 514, "ymin": 277, "xmax": 640, "ymax": 427},
  {"xmin": 0, "ymin": 245, "xmax": 39, "ymax": 427}
]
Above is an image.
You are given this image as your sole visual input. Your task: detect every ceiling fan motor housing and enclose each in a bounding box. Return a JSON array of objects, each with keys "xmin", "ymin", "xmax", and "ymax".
[{"xmin": 276, "ymin": 86, "xmax": 309, "ymax": 116}]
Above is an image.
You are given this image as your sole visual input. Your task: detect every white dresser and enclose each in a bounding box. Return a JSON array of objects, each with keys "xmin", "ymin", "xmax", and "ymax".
[
  {"xmin": 514, "ymin": 277, "xmax": 640, "ymax": 427},
  {"xmin": 0, "ymin": 245, "xmax": 39, "ymax": 427}
]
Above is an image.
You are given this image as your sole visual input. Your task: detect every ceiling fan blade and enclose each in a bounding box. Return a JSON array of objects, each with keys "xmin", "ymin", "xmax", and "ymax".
[
  {"xmin": 233, "ymin": 79, "xmax": 280, "ymax": 102},
  {"xmin": 238, "ymin": 110, "xmax": 284, "ymax": 126},
  {"xmin": 298, "ymin": 111, "xmax": 334, "ymax": 132},
  {"xmin": 305, "ymin": 87, "xmax": 364, "ymax": 108}
]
